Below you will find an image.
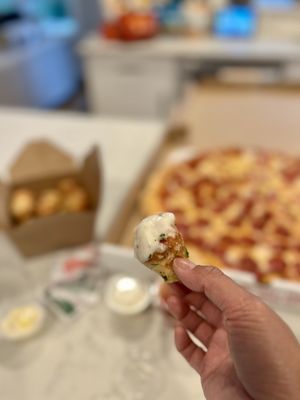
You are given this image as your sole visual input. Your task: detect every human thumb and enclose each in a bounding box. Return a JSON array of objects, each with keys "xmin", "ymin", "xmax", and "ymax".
[{"xmin": 173, "ymin": 258, "xmax": 251, "ymax": 312}]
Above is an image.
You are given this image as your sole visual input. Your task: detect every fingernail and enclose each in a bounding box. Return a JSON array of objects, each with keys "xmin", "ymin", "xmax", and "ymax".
[{"xmin": 174, "ymin": 258, "xmax": 196, "ymax": 270}]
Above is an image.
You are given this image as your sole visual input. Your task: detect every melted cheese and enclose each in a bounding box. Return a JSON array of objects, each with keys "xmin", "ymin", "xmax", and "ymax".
[
  {"xmin": 225, "ymin": 246, "xmax": 244, "ymax": 264},
  {"xmin": 134, "ymin": 212, "xmax": 176, "ymax": 263},
  {"xmin": 283, "ymin": 251, "xmax": 298, "ymax": 265},
  {"xmin": 251, "ymin": 245, "xmax": 272, "ymax": 271},
  {"xmin": 165, "ymin": 188, "xmax": 194, "ymax": 210}
]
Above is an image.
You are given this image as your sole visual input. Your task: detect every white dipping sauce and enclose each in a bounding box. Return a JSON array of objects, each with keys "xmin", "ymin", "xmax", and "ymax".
[
  {"xmin": 104, "ymin": 275, "xmax": 151, "ymax": 315},
  {"xmin": 0, "ymin": 303, "xmax": 45, "ymax": 341},
  {"xmin": 134, "ymin": 212, "xmax": 176, "ymax": 263}
]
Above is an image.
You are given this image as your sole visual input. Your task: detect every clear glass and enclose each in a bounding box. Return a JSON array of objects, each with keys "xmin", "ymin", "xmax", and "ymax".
[{"xmin": 102, "ymin": 309, "xmax": 168, "ymax": 400}]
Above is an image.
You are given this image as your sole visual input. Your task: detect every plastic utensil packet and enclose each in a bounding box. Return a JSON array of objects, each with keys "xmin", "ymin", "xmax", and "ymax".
[{"xmin": 44, "ymin": 246, "xmax": 104, "ymax": 321}]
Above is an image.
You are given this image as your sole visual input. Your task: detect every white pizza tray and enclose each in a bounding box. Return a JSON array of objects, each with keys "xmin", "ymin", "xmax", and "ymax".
[
  {"xmin": 223, "ymin": 267, "xmax": 300, "ymax": 313},
  {"xmin": 102, "ymin": 242, "xmax": 300, "ymax": 316}
]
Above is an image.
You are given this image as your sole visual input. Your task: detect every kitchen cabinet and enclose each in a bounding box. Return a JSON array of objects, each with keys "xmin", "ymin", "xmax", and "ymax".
[{"xmin": 82, "ymin": 54, "xmax": 180, "ymax": 118}]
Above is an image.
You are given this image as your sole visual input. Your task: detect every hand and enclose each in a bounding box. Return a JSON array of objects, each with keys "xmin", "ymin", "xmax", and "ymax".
[{"xmin": 164, "ymin": 258, "xmax": 300, "ymax": 400}]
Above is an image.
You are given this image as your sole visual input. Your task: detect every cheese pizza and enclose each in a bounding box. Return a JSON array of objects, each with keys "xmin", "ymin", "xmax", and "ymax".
[{"xmin": 141, "ymin": 148, "xmax": 300, "ymax": 283}]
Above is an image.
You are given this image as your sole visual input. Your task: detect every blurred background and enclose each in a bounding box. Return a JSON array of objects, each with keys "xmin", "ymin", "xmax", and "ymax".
[
  {"xmin": 0, "ymin": 0, "xmax": 300, "ymax": 114},
  {"xmin": 1, "ymin": 2, "xmax": 300, "ymax": 400}
]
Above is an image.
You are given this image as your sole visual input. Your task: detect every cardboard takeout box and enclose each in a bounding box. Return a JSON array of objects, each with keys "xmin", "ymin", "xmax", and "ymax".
[{"xmin": 0, "ymin": 140, "xmax": 101, "ymax": 257}]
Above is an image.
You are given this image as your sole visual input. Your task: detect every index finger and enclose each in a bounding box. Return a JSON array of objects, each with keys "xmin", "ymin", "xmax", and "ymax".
[{"xmin": 165, "ymin": 284, "xmax": 222, "ymax": 327}]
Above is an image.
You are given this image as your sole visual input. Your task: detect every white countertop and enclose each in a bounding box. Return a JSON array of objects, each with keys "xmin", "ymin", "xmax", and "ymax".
[
  {"xmin": 0, "ymin": 241, "xmax": 299, "ymax": 400},
  {"xmin": 79, "ymin": 34, "xmax": 300, "ymax": 62},
  {"xmin": 0, "ymin": 107, "xmax": 165, "ymax": 238}
]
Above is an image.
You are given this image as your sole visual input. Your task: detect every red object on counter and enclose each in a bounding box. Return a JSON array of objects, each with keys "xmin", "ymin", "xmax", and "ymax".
[
  {"xmin": 102, "ymin": 12, "xmax": 158, "ymax": 41},
  {"xmin": 118, "ymin": 12, "xmax": 158, "ymax": 41},
  {"xmin": 101, "ymin": 21, "xmax": 120, "ymax": 39}
]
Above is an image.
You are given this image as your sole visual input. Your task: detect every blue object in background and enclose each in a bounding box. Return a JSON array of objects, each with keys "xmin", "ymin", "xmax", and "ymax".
[
  {"xmin": 155, "ymin": 0, "xmax": 184, "ymax": 32},
  {"xmin": 213, "ymin": 5, "xmax": 257, "ymax": 38}
]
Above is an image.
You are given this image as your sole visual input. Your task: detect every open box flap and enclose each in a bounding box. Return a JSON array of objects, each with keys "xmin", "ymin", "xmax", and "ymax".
[
  {"xmin": 0, "ymin": 180, "xmax": 9, "ymax": 228},
  {"xmin": 80, "ymin": 146, "xmax": 101, "ymax": 208},
  {"xmin": 182, "ymin": 86, "xmax": 300, "ymax": 153},
  {"xmin": 10, "ymin": 140, "xmax": 76, "ymax": 184}
]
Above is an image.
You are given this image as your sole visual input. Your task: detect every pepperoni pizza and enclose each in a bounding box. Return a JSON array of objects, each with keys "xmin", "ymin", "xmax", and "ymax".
[{"xmin": 141, "ymin": 148, "xmax": 300, "ymax": 283}]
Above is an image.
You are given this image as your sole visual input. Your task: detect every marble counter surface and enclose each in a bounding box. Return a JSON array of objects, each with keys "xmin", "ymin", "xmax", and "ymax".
[
  {"xmin": 1, "ymin": 242, "xmax": 300, "ymax": 400},
  {"xmin": 0, "ymin": 239, "xmax": 205, "ymax": 400}
]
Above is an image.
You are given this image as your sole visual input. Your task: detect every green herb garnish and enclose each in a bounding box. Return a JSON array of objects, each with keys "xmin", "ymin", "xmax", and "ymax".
[
  {"xmin": 184, "ymin": 247, "xmax": 189, "ymax": 258},
  {"xmin": 160, "ymin": 272, "xmax": 168, "ymax": 281},
  {"xmin": 54, "ymin": 299, "xmax": 75, "ymax": 314}
]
